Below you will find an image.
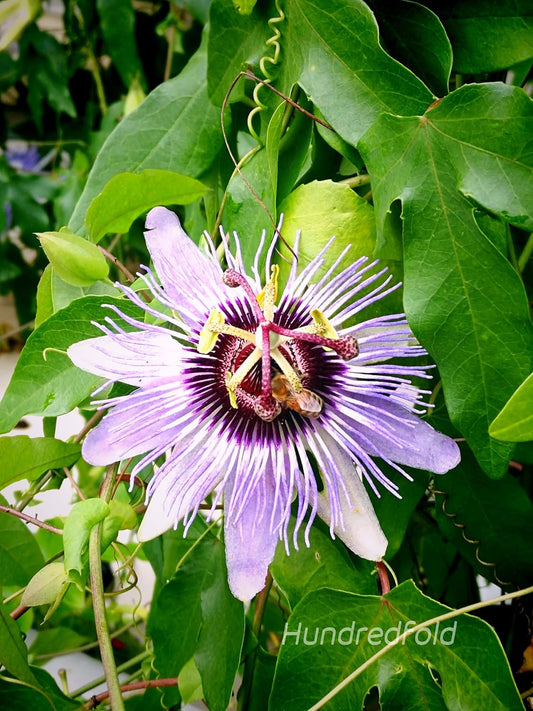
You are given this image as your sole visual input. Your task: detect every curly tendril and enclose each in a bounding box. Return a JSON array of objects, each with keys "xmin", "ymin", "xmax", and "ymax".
[{"xmin": 247, "ymin": 0, "xmax": 285, "ymax": 142}]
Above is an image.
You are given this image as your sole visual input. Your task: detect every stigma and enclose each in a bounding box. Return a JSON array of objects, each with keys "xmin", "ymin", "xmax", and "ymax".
[{"xmin": 198, "ymin": 265, "xmax": 359, "ymax": 421}]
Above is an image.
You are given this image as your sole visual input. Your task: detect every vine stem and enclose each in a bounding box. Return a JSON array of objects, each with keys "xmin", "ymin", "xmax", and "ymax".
[
  {"xmin": 238, "ymin": 572, "xmax": 273, "ymax": 711},
  {"xmin": 307, "ymin": 583, "xmax": 533, "ymax": 710},
  {"xmin": 89, "ymin": 465, "xmax": 124, "ymax": 711},
  {"xmin": 71, "ymin": 651, "xmax": 151, "ymax": 698},
  {"xmin": 0, "ymin": 505, "xmax": 63, "ymax": 534},
  {"xmin": 81, "ymin": 678, "xmax": 178, "ymax": 709}
]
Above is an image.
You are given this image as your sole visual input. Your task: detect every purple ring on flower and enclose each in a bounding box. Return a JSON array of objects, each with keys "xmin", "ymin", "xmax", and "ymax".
[{"xmin": 67, "ymin": 207, "xmax": 460, "ymax": 600}]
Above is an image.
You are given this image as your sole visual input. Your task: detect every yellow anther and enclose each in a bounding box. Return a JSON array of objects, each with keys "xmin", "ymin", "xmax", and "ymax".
[
  {"xmin": 225, "ymin": 372, "xmax": 238, "ymax": 408},
  {"xmin": 310, "ymin": 309, "xmax": 339, "ymax": 339},
  {"xmin": 257, "ymin": 264, "xmax": 279, "ymax": 321},
  {"xmin": 198, "ymin": 310, "xmax": 225, "ymax": 353}
]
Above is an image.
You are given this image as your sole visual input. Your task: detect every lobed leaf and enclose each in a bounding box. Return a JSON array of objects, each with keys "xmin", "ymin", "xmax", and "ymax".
[
  {"xmin": 281, "ymin": 0, "xmax": 433, "ymax": 144},
  {"xmin": 359, "ymin": 83, "xmax": 533, "ymax": 476},
  {"xmin": 270, "ymin": 580, "xmax": 523, "ymax": 709}
]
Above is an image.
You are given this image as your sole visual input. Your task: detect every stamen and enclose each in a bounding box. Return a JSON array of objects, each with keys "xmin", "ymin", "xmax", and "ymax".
[
  {"xmin": 226, "ymin": 348, "xmax": 262, "ymax": 393},
  {"xmin": 198, "ymin": 309, "xmax": 255, "ymax": 355},
  {"xmin": 310, "ymin": 309, "xmax": 338, "ymax": 339},
  {"xmin": 257, "ymin": 265, "xmax": 279, "ymax": 322},
  {"xmin": 271, "ymin": 347, "xmax": 303, "ymax": 392},
  {"xmin": 198, "ymin": 310, "xmax": 225, "ymax": 353}
]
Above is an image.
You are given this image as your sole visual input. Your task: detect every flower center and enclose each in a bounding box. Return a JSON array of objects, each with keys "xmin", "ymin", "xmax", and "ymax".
[{"xmin": 198, "ymin": 265, "xmax": 359, "ymax": 421}]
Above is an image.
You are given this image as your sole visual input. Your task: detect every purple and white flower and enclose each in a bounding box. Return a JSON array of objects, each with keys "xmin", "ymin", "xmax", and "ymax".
[{"xmin": 68, "ymin": 206, "xmax": 460, "ymax": 600}]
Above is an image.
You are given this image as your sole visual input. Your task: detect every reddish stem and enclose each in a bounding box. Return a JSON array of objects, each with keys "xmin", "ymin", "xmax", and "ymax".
[
  {"xmin": 376, "ymin": 561, "xmax": 391, "ymax": 595},
  {"xmin": 83, "ymin": 678, "xmax": 179, "ymax": 709}
]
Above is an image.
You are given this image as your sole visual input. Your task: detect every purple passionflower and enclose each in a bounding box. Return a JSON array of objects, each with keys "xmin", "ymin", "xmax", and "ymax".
[{"xmin": 68, "ymin": 207, "xmax": 460, "ymax": 600}]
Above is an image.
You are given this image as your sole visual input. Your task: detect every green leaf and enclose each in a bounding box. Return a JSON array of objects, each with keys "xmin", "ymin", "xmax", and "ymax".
[
  {"xmin": 281, "ymin": 0, "xmax": 433, "ymax": 145},
  {"xmin": 37, "ymin": 230, "xmax": 109, "ymax": 286},
  {"xmin": 194, "ymin": 541, "xmax": 245, "ymax": 711},
  {"xmin": 148, "ymin": 534, "xmax": 244, "ymax": 709},
  {"xmin": 63, "ymin": 498, "xmax": 110, "ymax": 588},
  {"xmin": 271, "ymin": 580, "xmax": 523, "ymax": 710},
  {"xmin": 35, "ymin": 265, "xmax": 119, "ymax": 326},
  {"xmin": 359, "ymin": 83, "xmax": 533, "ymax": 476},
  {"xmin": 0, "ymin": 436, "xmax": 80, "ymax": 487},
  {"xmin": 222, "ymin": 145, "xmax": 277, "ymax": 270},
  {"xmin": 85, "ymin": 170, "xmax": 209, "ymax": 243},
  {"xmin": 100, "ymin": 499, "xmax": 138, "ymax": 551},
  {"xmin": 372, "ymin": 0, "xmax": 452, "ymax": 96},
  {"xmin": 0, "ymin": 666, "xmax": 79, "ymax": 711},
  {"xmin": 232, "ymin": 0, "xmax": 258, "ymax": 14},
  {"xmin": 0, "ymin": 507, "xmax": 45, "ymax": 587},
  {"xmin": 0, "ymin": 601, "xmax": 37, "ymax": 686},
  {"xmin": 178, "ymin": 657, "xmax": 204, "ymax": 705},
  {"xmin": 148, "ymin": 537, "xmax": 213, "ymax": 707},
  {"xmin": 278, "ymin": 180, "xmax": 376, "ymax": 274},
  {"xmin": 96, "ymin": 0, "xmax": 143, "ymax": 87},
  {"xmin": 489, "ymin": 371, "xmax": 533, "ymax": 442},
  {"xmin": 21, "ymin": 562, "xmax": 68, "ymax": 607},
  {"xmin": 69, "ymin": 35, "xmax": 224, "ymax": 235},
  {"xmin": 271, "ymin": 519, "xmax": 376, "ymax": 608},
  {"xmin": 276, "ymin": 180, "xmax": 402, "ymax": 315},
  {"xmin": 434, "ymin": 446, "xmax": 533, "ymax": 588},
  {"xmin": 0, "ymin": 295, "xmax": 144, "ymax": 433},
  {"xmin": 434, "ymin": 0, "xmax": 533, "ymax": 74},
  {"xmin": 21, "ymin": 26, "xmax": 76, "ymax": 132}
]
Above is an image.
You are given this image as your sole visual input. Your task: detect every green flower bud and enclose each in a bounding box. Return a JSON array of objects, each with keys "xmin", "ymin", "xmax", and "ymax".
[
  {"xmin": 36, "ymin": 229, "xmax": 109, "ymax": 287},
  {"xmin": 124, "ymin": 77, "xmax": 146, "ymax": 116}
]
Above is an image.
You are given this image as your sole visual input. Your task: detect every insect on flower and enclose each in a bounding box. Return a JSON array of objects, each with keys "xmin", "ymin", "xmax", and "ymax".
[
  {"xmin": 270, "ymin": 372, "xmax": 323, "ymax": 418},
  {"xmin": 67, "ymin": 207, "xmax": 461, "ymax": 600}
]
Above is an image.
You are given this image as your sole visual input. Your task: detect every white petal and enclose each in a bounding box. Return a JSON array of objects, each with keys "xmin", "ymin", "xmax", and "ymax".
[
  {"xmin": 144, "ymin": 207, "xmax": 233, "ymax": 324},
  {"xmin": 316, "ymin": 431, "xmax": 388, "ymax": 561},
  {"xmin": 224, "ymin": 468, "xmax": 280, "ymax": 601},
  {"xmin": 137, "ymin": 475, "xmax": 175, "ymax": 541},
  {"xmin": 68, "ymin": 331, "xmax": 183, "ymax": 387}
]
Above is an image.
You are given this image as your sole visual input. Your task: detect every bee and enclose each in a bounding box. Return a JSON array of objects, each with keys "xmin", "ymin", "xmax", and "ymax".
[{"xmin": 271, "ymin": 373, "xmax": 323, "ymax": 419}]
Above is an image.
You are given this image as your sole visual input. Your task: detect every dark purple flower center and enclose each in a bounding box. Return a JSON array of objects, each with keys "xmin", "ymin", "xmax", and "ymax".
[{"xmin": 191, "ymin": 266, "xmax": 357, "ymax": 425}]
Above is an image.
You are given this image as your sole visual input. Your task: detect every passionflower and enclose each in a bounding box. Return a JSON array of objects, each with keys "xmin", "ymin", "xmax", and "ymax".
[{"xmin": 68, "ymin": 207, "xmax": 460, "ymax": 600}]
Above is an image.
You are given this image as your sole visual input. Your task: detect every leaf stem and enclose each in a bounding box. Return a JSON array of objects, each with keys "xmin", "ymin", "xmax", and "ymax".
[
  {"xmin": 89, "ymin": 465, "xmax": 124, "ymax": 711},
  {"xmin": 308, "ymin": 583, "xmax": 533, "ymax": 710},
  {"xmin": 339, "ymin": 174, "xmax": 371, "ymax": 188},
  {"xmin": 518, "ymin": 233, "xmax": 533, "ymax": 273}
]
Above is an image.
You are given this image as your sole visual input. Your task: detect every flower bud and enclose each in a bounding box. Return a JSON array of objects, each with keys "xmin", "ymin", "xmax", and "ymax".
[{"xmin": 36, "ymin": 229, "xmax": 109, "ymax": 287}]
